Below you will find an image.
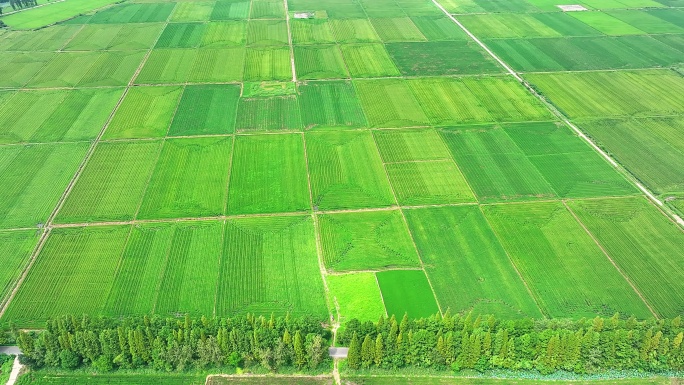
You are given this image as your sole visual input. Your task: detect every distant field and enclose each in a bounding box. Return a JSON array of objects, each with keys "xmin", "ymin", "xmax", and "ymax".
[
  {"xmin": 19, "ymin": 373, "xmax": 206, "ymax": 385},
  {"xmin": 0, "ymin": 0, "xmax": 122, "ymax": 29},
  {"xmin": 342, "ymin": 376, "xmax": 674, "ymax": 385}
]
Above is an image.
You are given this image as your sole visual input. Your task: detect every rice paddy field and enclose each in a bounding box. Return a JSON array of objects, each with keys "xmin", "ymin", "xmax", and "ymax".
[{"xmin": 0, "ymin": 0, "xmax": 683, "ymax": 344}]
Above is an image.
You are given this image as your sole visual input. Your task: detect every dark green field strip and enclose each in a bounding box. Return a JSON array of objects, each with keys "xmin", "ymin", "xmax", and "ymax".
[
  {"xmin": 319, "ymin": 210, "xmax": 421, "ymax": 272},
  {"xmin": 235, "ymin": 95, "xmax": 303, "ymax": 131},
  {"xmin": 64, "ymin": 23, "xmax": 165, "ymax": 51},
  {"xmin": 525, "ymin": 70, "xmax": 684, "ymax": 119},
  {"xmin": 410, "ymin": 16, "xmax": 467, "ymax": 41},
  {"xmin": 0, "ymin": 230, "xmax": 39, "ymax": 305},
  {"xmin": 568, "ymin": 197, "xmax": 684, "ymax": 318},
  {"xmin": 608, "ymin": 9, "xmax": 684, "ymax": 34},
  {"xmin": 458, "ymin": 13, "xmax": 568, "ymax": 39},
  {"xmin": 376, "ymin": 270, "xmax": 440, "ymax": 318},
  {"xmin": 85, "ymin": 3, "xmax": 176, "ymax": 24},
  {"xmin": 0, "ymin": 142, "xmax": 89, "ymax": 229},
  {"xmin": 483, "ymin": 201, "xmax": 654, "ymax": 319},
  {"xmin": 404, "ymin": 206, "xmax": 543, "ymax": 319},
  {"xmin": 217, "ymin": 215, "xmax": 329, "ymax": 317},
  {"xmin": 342, "ymin": 376, "xmax": 673, "ymax": 385},
  {"xmin": 0, "ymin": 25, "xmax": 81, "ymax": 51},
  {"xmin": 210, "ymin": 1, "xmax": 250, "ymax": 21},
  {"xmin": 138, "ymin": 137, "xmax": 233, "ymax": 219},
  {"xmin": 370, "ymin": 17, "xmax": 427, "ymax": 42},
  {"xmin": 487, "ymin": 35, "xmax": 684, "ymax": 72},
  {"xmin": 155, "ymin": 22, "xmax": 206, "ymax": 48},
  {"xmin": 299, "ymin": 81, "xmax": 368, "ymax": 129},
  {"xmin": 104, "ymin": 86, "xmax": 183, "ymax": 139},
  {"xmin": 645, "ymin": 8, "xmax": 684, "ymax": 29},
  {"xmin": 170, "ymin": 84, "xmax": 241, "ymax": 136},
  {"xmin": 576, "ymin": 117, "xmax": 684, "ymax": 195},
  {"xmin": 327, "ymin": 273, "xmax": 387, "ymax": 322},
  {"xmin": 306, "ymin": 130, "xmax": 395, "ymax": 210},
  {"xmin": 294, "ymin": 45, "xmax": 350, "ymax": 80},
  {"xmin": 20, "ymin": 373, "xmax": 206, "ymax": 385},
  {"xmin": 0, "ymin": 88, "xmax": 123, "ymax": 144},
  {"xmin": 386, "ymin": 41, "xmax": 503, "ymax": 76},
  {"xmin": 568, "ymin": 11, "xmax": 647, "ymax": 36},
  {"xmin": 2, "ymin": 226, "xmax": 131, "ymax": 327},
  {"xmin": 227, "ymin": 134, "xmax": 310, "ymax": 214},
  {"xmin": 56, "ymin": 141, "xmax": 162, "ymax": 224},
  {"xmin": 209, "ymin": 376, "xmax": 333, "ymax": 384}
]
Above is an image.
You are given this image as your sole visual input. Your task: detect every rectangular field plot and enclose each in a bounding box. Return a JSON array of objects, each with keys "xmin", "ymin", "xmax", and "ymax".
[
  {"xmin": 569, "ymin": 11, "xmax": 646, "ymax": 35},
  {"xmin": 247, "ymin": 20, "xmax": 289, "ymax": 46},
  {"xmin": 2, "ymin": 226, "xmax": 130, "ymax": 327},
  {"xmin": 217, "ymin": 215, "xmax": 328, "ymax": 317},
  {"xmin": 568, "ymin": 197, "xmax": 684, "ymax": 318},
  {"xmin": 104, "ymin": 86, "xmax": 183, "ymax": 139},
  {"xmin": 64, "ymin": 23, "xmax": 164, "ymax": 51},
  {"xmin": 318, "ymin": 210, "xmax": 421, "ymax": 272},
  {"xmin": 410, "ymin": 16, "xmax": 467, "ymax": 41},
  {"xmin": 244, "ymin": 46, "xmax": 292, "ymax": 81},
  {"xmin": 210, "ymin": 1, "xmax": 250, "ymax": 20},
  {"xmin": 327, "ymin": 273, "xmax": 386, "ymax": 322},
  {"xmin": 299, "ymin": 81, "xmax": 367, "ymax": 129},
  {"xmin": 576, "ymin": 117, "xmax": 684, "ymax": 194},
  {"xmin": 306, "ymin": 131, "xmax": 395, "ymax": 210},
  {"xmin": 155, "ymin": 23, "xmax": 206, "ymax": 48},
  {"xmin": 409, "ymin": 77, "xmax": 552, "ymax": 126},
  {"xmin": 340, "ymin": 44, "xmax": 401, "ymax": 78},
  {"xmin": 235, "ymin": 95, "xmax": 303, "ymax": 131},
  {"xmin": 0, "ymin": 142, "xmax": 88, "ymax": 229},
  {"xmin": 138, "ymin": 137, "xmax": 233, "ymax": 219},
  {"xmin": 386, "ymin": 41, "xmax": 502, "ymax": 76},
  {"xmin": 250, "ymin": 1, "xmax": 285, "ymax": 19},
  {"xmin": 0, "ymin": 230, "xmax": 38, "ymax": 306},
  {"xmin": 0, "ymin": 25, "xmax": 80, "ymax": 51},
  {"xmin": 171, "ymin": 2, "xmax": 215, "ymax": 22},
  {"xmin": 374, "ymin": 128, "xmax": 452, "ymax": 162},
  {"xmin": 25, "ymin": 374, "xmax": 206, "ymax": 385},
  {"xmin": 201, "ymin": 21, "xmax": 247, "ymax": 47},
  {"xmin": 459, "ymin": 14, "xmax": 562, "ymax": 39},
  {"xmin": 354, "ymin": 79, "xmax": 430, "ymax": 128},
  {"xmin": 88, "ymin": 3, "xmax": 175, "ymax": 23},
  {"xmin": 227, "ymin": 134, "xmax": 310, "ymax": 214},
  {"xmin": 483, "ymin": 202, "xmax": 653, "ymax": 319},
  {"xmin": 386, "ymin": 161, "xmax": 475, "ymax": 205},
  {"xmin": 487, "ymin": 36, "xmax": 684, "ymax": 72},
  {"xmin": 135, "ymin": 49, "xmax": 196, "ymax": 84},
  {"xmin": 0, "ymin": 52, "xmax": 54, "ymax": 88},
  {"xmin": 607, "ymin": 10, "xmax": 684, "ymax": 34},
  {"xmin": 56, "ymin": 141, "xmax": 162, "ymax": 224},
  {"xmin": 330, "ymin": 19, "xmax": 381, "ymax": 43},
  {"xmin": 27, "ymin": 51, "xmax": 142, "ymax": 88},
  {"xmin": 188, "ymin": 48, "xmax": 245, "ymax": 82},
  {"xmin": 169, "ymin": 84, "xmax": 241, "ymax": 136},
  {"xmin": 0, "ymin": 88, "xmax": 123, "ymax": 144},
  {"xmin": 370, "ymin": 17, "xmax": 427, "ymax": 42},
  {"xmin": 376, "ymin": 270, "xmax": 439, "ymax": 318},
  {"xmin": 527, "ymin": 70, "xmax": 684, "ymax": 119},
  {"xmin": 404, "ymin": 206, "xmax": 543, "ymax": 318},
  {"xmin": 294, "ymin": 45, "xmax": 349, "ymax": 80},
  {"xmin": 291, "ymin": 19, "xmax": 336, "ymax": 45}
]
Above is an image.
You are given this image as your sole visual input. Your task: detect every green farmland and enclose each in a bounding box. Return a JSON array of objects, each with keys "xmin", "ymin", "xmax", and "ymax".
[{"xmin": 1, "ymin": 0, "xmax": 684, "ymax": 382}]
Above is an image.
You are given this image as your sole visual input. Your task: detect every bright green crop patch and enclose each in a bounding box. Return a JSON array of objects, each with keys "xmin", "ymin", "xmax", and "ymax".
[
  {"xmin": 525, "ymin": 70, "xmax": 684, "ymax": 118},
  {"xmin": 576, "ymin": 117, "xmax": 684, "ymax": 194},
  {"xmin": 0, "ymin": 52, "xmax": 54, "ymax": 88},
  {"xmin": 156, "ymin": 23, "xmax": 206, "ymax": 48},
  {"xmin": 330, "ymin": 19, "xmax": 381, "ymax": 43},
  {"xmin": 0, "ymin": 0, "xmax": 125, "ymax": 29},
  {"xmin": 201, "ymin": 21, "xmax": 247, "ymax": 47},
  {"xmin": 64, "ymin": 23, "xmax": 164, "ymax": 50},
  {"xmin": 386, "ymin": 41, "xmax": 502, "ymax": 76},
  {"xmin": 56, "ymin": 141, "xmax": 162, "ymax": 224},
  {"xmin": 210, "ymin": 1, "xmax": 250, "ymax": 21},
  {"xmin": 568, "ymin": 197, "xmax": 684, "ymax": 318},
  {"xmin": 250, "ymin": 1, "xmax": 285, "ymax": 19},
  {"xmin": 376, "ymin": 270, "xmax": 439, "ymax": 318},
  {"xmin": 0, "ymin": 142, "xmax": 88, "ymax": 229},
  {"xmin": 0, "ymin": 230, "xmax": 38, "ymax": 306},
  {"xmin": 108, "ymin": 221, "xmax": 223, "ymax": 317},
  {"xmin": 299, "ymin": 81, "xmax": 367, "ymax": 129},
  {"xmin": 386, "ymin": 161, "xmax": 475, "ymax": 205},
  {"xmin": 188, "ymin": 48, "xmax": 245, "ymax": 82},
  {"xmin": 138, "ymin": 137, "xmax": 232, "ymax": 219},
  {"xmin": 294, "ymin": 45, "xmax": 349, "ymax": 80},
  {"xmin": 319, "ymin": 210, "xmax": 421, "ymax": 272},
  {"xmin": 569, "ymin": 11, "xmax": 646, "ymax": 35},
  {"xmin": 370, "ymin": 17, "xmax": 427, "ymax": 42},
  {"xmin": 22, "ymin": 373, "xmax": 206, "ymax": 385},
  {"xmin": 218, "ymin": 215, "xmax": 328, "ymax": 317},
  {"xmin": 408, "ymin": 77, "xmax": 552, "ymax": 126},
  {"xmin": 105, "ymin": 86, "xmax": 183, "ymax": 139},
  {"xmin": 291, "ymin": 19, "xmax": 336, "ymax": 45},
  {"xmin": 374, "ymin": 128, "xmax": 451, "ymax": 162},
  {"xmin": 306, "ymin": 130, "xmax": 395, "ymax": 210},
  {"xmin": 169, "ymin": 84, "xmax": 241, "ymax": 136},
  {"xmin": 171, "ymin": 2, "xmax": 214, "ymax": 22},
  {"xmin": 0, "ymin": 25, "xmax": 80, "ymax": 51},
  {"xmin": 607, "ymin": 10, "xmax": 684, "ymax": 34},
  {"xmin": 235, "ymin": 95, "xmax": 303, "ymax": 131},
  {"xmin": 0, "ymin": 88, "xmax": 123, "ymax": 144},
  {"xmin": 135, "ymin": 49, "xmax": 197, "ymax": 84},
  {"xmin": 247, "ymin": 20, "xmax": 289, "ymax": 46},
  {"xmin": 87, "ymin": 3, "xmax": 175, "ymax": 24},
  {"xmin": 2, "ymin": 226, "xmax": 130, "ymax": 327},
  {"xmin": 410, "ymin": 16, "xmax": 466, "ymax": 41},
  {"xmin": 227, "ymin": 134, "xmax": 310, "ymax": 214},
  {"xmin": 404, "ymin": 206, "xmax": 543, "ymax": 319},
  {"xmin": 355, "ymin": 79, "xmax": 429, "ymax": 128},
  {"xmin": 483, "ymin": 201, "xmax": 653, "ymax": 319},
  {"xmin": 244, "ymin": 46, "xmax": 292, "ymax": 81},
  {"xmin": 459, "ymin": 14, "xmax": 562, "ymax": 39},
  {"xmin": 327, "ymin": 273, "xmax": 386, "ymax": 322},
  {"xmin": 340, "ymin": 44, "xmax": 401, "ymax": 78}
]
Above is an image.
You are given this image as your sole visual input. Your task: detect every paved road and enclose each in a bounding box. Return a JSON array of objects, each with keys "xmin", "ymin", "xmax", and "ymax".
[
  {"xmin": 329, "ymin": 347, "xmax": 348, "ymax": 359},
  {"xmin": 0, "ymin": 346, "xmax": 20, "ymax": 355}
]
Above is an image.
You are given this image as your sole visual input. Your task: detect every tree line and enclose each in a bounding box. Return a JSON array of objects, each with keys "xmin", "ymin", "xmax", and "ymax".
[
  {"xmin": 7, "ymin": 0, "xmax": 40, "ymax": 12},
  {"xmin": 340, "ymin": 312, "xmax": 684, "ymax": 374},
  {"xmin": 16, "ymin": 314, "xmax": 331, "ymax": 373}
]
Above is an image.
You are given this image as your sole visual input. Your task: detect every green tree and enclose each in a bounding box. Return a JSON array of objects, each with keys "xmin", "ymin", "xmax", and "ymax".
[{"xmin": 347, "ymin": 332, "xmax": 361, "ymax": 370}]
